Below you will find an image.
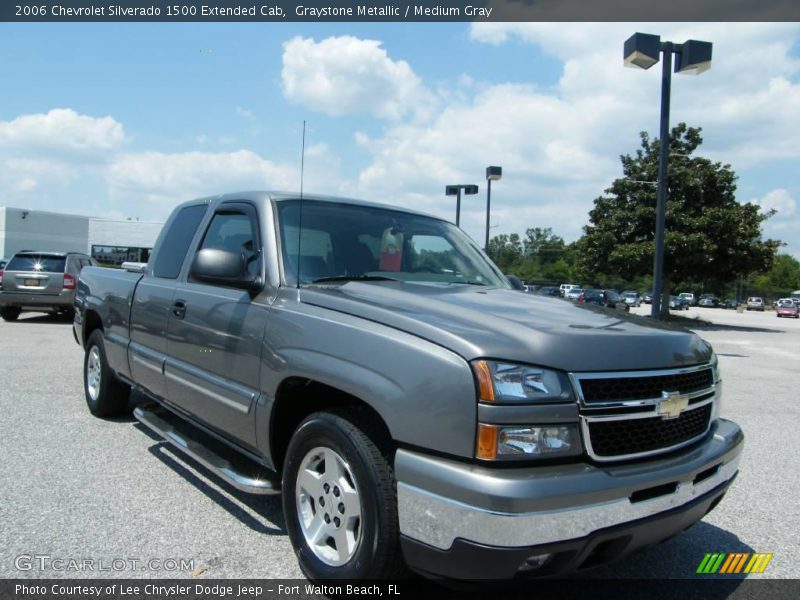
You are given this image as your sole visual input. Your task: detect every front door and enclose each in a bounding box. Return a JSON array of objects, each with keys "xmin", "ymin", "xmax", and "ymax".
[{"xmin": 164, "ymin": 203, "xmax": 268, "ymax": 448}]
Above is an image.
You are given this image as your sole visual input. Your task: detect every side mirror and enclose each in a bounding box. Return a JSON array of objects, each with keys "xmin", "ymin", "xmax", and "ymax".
[
  {"xmin": 190, "ymin": 248, "xmax": 262, "ymax": 292},
  {"xmin": 505, "ymin": 274, "xmax": 526, "ymax": 291}
]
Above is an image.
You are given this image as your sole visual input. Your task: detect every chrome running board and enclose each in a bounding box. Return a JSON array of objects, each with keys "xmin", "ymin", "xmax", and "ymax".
[{"xmin": 134, "ymin": 404, "xmax": 280, "ymax": 495}]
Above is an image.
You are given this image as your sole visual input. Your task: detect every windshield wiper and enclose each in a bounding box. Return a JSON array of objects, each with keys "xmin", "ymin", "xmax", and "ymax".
[
  {"xmin": 310, "ymin": 274, "xmax": 400, "ymax": 284},
  {"xmin": 447, "ymin": 280, "xmax": 489, "ymax": 286}
]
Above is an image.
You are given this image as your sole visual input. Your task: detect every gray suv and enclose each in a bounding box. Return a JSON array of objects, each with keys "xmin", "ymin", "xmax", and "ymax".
[{"xmin": 0, "ymin": 251, "xmax": 95, "ymax": 321}]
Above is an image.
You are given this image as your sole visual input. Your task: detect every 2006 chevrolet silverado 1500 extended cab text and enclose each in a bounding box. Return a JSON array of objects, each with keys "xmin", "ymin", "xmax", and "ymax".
[{"xmin": 74, "ymin": 192, "xmax": 743, "ymax": 580}]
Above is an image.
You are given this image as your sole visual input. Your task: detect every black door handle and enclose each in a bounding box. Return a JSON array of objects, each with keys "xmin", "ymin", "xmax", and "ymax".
[{"xmin": 172, "ymin": 300, "xmax": 186, "ymax": 319}]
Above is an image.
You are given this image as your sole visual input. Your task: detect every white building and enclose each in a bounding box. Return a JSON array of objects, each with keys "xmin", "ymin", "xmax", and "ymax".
[{"xmin": 0, "ymin": 207, "xmax": 164, "ymax": 264}]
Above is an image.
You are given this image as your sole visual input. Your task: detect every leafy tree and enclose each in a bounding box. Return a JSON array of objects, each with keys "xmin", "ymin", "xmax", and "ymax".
[
  {"xmin": 487, "ymin": 233, "xmax": 523, "ymax": 272},
  {"xmin": 488, "ymin": 228, "xmax": 577, "ymax": 282},
  {"xmin": 523, "ymin": 227, "xmax": 566, "ymax": 262},
  {"xmin": 754, "ymin": 253, "xmax": 800, "ymax": 292},
  {"xmin": 578, "ymin": 123, "xmax": 780, "ymax": 312}
]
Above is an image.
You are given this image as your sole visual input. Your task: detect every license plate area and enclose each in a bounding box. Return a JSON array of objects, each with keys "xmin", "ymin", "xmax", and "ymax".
[{"xmin": 23, "ymin": 278, "xmax": 42, "ymax": 286}]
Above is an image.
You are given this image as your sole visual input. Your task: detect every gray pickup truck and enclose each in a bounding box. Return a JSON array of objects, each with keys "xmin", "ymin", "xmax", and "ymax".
[{"xmin": 74, "ymin": 191, "xmax": 743, "ymax": 580}]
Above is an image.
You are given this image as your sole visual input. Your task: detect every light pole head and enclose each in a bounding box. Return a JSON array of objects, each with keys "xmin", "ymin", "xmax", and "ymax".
[
  {"xmin": 445, "ymin": 185, "xmax": 460, "ymax": 196},
  {"xmin": 624, "ymin": 33, "xmax": 661, "ymax": 70},
  {"xmin": 486, "ymin": 166, "xmax": 502, "ymax": 181},
  {"xmin": 463, "ymin": 184, "xmax": 479, "ymax": 195},
  {"xmin": 675, "ymin": 40, "xmax": 712, "ymax": 75}
]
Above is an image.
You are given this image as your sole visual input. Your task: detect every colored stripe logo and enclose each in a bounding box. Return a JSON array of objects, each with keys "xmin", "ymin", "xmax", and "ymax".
[{"xmin": 696, "ymin": 552, "xmax": 773, "ymax": 574}]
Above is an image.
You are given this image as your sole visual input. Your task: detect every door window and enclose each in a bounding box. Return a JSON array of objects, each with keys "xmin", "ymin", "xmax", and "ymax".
[{"xmin": 198, "ymin": 208, "xmax": 261, "ymax": 280}]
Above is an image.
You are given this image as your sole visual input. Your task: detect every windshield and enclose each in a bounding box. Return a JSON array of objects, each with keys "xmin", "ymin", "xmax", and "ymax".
[{"xmin": 276, "ymin": 200, "xmax": 508, "ymax": 288}]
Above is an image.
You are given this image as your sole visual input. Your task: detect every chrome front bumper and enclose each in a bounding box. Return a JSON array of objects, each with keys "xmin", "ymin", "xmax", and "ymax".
[{"xmin": 396, "ymin": 418, "xmax": 743, "ymax": 551}]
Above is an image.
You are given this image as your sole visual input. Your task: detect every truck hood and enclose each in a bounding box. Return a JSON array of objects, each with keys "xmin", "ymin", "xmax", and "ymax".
[{"xmin": 298, "ymin": 283, "xmax": 712, "ymax": 372}]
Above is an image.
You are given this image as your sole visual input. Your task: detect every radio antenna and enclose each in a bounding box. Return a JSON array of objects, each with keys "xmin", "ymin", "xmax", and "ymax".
[{"xmin": 296, "ymin": 120, "xmax": 306, "ymax": 290}]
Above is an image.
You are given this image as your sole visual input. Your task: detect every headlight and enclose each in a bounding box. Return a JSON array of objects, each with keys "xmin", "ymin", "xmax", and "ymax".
[
  {"xmin": 710, "ymin": 351, "xmax": 720, "ymax": 383},
  {"xmin": 476, "ymin": 423, "xmax": 581, "ymax": 460},
  {"xmin": 709, "ymin": 352, "xmax": 722, "ymax": 420},
  {"xmin": 472, "ymin": 360, "xmax": 572, "ymax": 403}
]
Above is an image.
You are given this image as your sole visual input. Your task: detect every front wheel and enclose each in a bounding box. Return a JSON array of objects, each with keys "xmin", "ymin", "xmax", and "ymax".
[
  {"xmin": 84, "ymin": 329, "xmax": 131, "ymax": 417},
  {"xmin": 282, "ymin": 411, "xmax": 404, "ymax": 579}
]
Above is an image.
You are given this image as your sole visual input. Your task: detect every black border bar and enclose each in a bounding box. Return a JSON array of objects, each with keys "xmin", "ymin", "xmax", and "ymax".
[{"xmin": 3, "ymin": 0, "xmax": 800, "ymax": 22}]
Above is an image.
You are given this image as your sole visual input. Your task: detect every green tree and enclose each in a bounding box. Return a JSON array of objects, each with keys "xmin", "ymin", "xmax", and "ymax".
[
  {"xmin": 578, "ymin": 123, "xmax": 780, "ymax": 312},
  {"xmin": 487, "ymin": 233, "xmax": 523, "ymax": 272},
  {"xmin": 523, "ymin": 227, "xmax": 566, "ymax": 263},
  {"xmin": 754, "ymin": 253, "xmax": 800, "ymax": 292}
]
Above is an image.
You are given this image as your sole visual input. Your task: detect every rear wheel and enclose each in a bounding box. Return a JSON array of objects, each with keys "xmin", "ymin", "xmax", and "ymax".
[
  {"xmin": 0, "ymin": 307, "xmax": 21, "ymax": 321},
  {"xmin": 282, "ymin": 410, "xmax": 404, "ymax": 579},
  {"xmin": 84, "ymin": 329, "xmax": 131, "ymax": 417}
]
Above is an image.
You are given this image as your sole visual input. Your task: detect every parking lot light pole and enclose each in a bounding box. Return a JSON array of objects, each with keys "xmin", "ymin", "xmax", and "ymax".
[
  {"xmin": 624, "ymin": 33, "xmax": 712, "ymax": 319},
  {"xmin": 485, "ymin": 166, "xmax": 502, "ymax": 250},
  {"xmin": 446, "ymin": 184, "xmax": 479, "ymax": 227}
]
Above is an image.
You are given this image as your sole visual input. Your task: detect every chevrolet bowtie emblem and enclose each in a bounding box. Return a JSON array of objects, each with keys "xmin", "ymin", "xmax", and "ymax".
[{"xmin": 657, "ymin": 391, "xmax": 689, "ymax": 419}]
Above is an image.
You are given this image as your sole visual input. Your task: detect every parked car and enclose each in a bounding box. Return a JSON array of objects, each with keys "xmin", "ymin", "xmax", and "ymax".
[
  {"xmin": 775, "ymin": 299, "xmax": 799, "ymax": 318},
  {"xmin": 565, "ymin": 287, "xmax": 584, "ymax": 301},
  {"xmin": 559, "ymin": 283, "xmax": 580, "ymax": 297},
  {"xmin": 578, "ymin": 289, "xmax": 629, "ymax": 311},
  {"xmin": 669, "ymin": 296, "xmax": 690, "ymax": 311},
  {"xmin": 0, "ymin": 251, "xmax": 96, "ymax": 321},
  {"xmin": 621, "ymin": 291, "xmax": 641, "ymax": 307},
  {"xmin": 698, "ymin": 294, "xmax": 720, "ymax": 308},
  {"xmin": 642, "ymin": 291, "xmax": 653, "ymax": 304},
  {"xmin": 678, "ymin": 292, "xmax": 697, "ymax": 306},
  {"xmin": 721, "ymin": 299, "xmax": 738, "ymax": 309},
  {"xmin": 746, "ymin": 297, "xmax": 765, "ymax": 311},
  {"xmin": 74, "ymin": 191, "xmax": 742, "ymax": 580},
  {"xmin": 537, "ymin": 286, "xmax": 560, "ymax": 297}
]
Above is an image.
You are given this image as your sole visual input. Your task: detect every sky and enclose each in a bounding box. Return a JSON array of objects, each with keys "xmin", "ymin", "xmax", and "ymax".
[{"xmin": 1, "ymin": 22, "xmax": 799, "ymax": 259}]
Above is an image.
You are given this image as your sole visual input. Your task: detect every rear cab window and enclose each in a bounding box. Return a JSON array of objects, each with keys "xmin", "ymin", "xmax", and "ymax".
[{"xmin": 152, "ymin": 204, "xmax": 207, "ymax": 279}]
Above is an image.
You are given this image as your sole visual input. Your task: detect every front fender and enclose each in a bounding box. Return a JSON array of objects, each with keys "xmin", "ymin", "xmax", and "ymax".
[{"xmin": 258, "ymin": 297, "xmax": 477, "ymax": 462}]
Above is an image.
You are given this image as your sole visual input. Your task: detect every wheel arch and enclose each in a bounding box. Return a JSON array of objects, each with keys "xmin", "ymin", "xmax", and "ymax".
[
  {"xmin": 82, "ymin": 309, "xmax": 103, "ymax": 345},
  {"xmin": 269, "ymin": 377, "xmax": 394, "ymax": 474}
]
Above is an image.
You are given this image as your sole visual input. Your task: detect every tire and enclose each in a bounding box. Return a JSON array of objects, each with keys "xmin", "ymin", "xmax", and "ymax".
[
  {"xmin": 0, "ymin": 306, "xmax": 21, "ymax": 321},
  {"xmin": 282, "ymin": 410, "xmax": 404, "ymax": 580},
  {"xmin": 84, "ymin": 329, "xmax": 131, "ymax": 417}
]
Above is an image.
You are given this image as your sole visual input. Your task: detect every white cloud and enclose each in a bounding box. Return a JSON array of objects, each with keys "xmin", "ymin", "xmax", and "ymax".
[
  {"xmin": 343, "ymin": 23, "xmax": 800, "ymax": 251},
  {"xmin": 106, "ymin": 146, "xmax": 344, "ymax": 215},
  {"xmin": 106, "ymin": 150, "xmax": 297, "ymax": 206},
  {"xmin": 752, "ymin": 188, "xmax": 796, "ymax": 216},
  {"xmin": 236, "ymin": 107, "xmax": 255, "ymax": 120},
  {"xmin": 0, "ymin": 109, "xmax": 122, "ymax": 209},
  {"xmin": 0, "ymin": 108, "xmax": 125, "ymax": 158},
  {"xmin": 468, "ymin": 22, "xmax": 800, "ymax": 168},
  {"xmin": 281, "ymin": 35, "xmax": 431, "ymax": 120}
]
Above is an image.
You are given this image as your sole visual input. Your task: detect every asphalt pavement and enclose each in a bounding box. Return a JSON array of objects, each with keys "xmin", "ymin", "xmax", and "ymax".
[{"xmin": 0, "ymin": 306, "xmax": 797, "ymax": 580}]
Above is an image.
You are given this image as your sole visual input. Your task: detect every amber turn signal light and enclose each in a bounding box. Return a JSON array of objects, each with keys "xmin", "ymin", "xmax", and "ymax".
[
  {"xmin": 476, "ymin": 423, "xmax": 498, "ymax": 460},
  {"xmin": 473, "ymin": 360, "xmax": 495, "ymax": 402}
]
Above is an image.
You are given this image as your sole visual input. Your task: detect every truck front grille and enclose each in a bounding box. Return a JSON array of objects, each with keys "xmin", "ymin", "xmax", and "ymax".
[
  {"xmin": 578, "ymin": 368, "xmax": 713, "ymax": 403},
  {"xmin": 587, "ymin": 404, "xmax": 712, "ymax": 458},
  {"xmin": 572, "ymin": 364, "xmax": 717, "ymax": 461}
]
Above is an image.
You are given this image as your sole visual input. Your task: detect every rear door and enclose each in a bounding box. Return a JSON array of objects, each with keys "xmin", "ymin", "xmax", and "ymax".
[
  {"xmin": 164, "ymin": 202, "xmax": 268, "ymax": 448},
  {"xmin": 3, "ymin": 253, "xmax": 66, "ymax": 295}
]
